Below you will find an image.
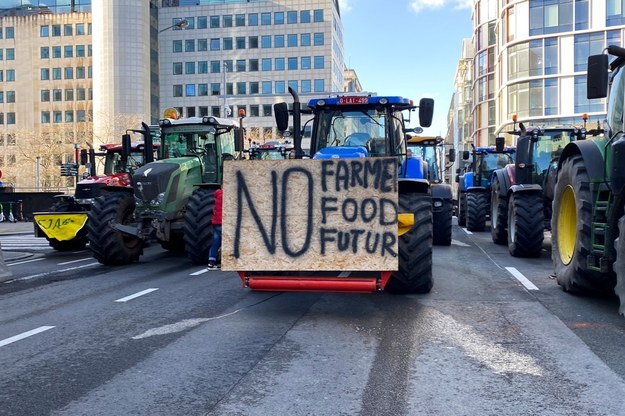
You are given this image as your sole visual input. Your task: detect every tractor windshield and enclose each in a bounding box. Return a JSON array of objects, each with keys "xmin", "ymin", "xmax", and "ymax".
[
  {"xmin": 532, "ymin": 129, "xmax": 574, "ymax": 173},
  {"xmin": 408, "ymin": 144, "xmax": 441, "ymax": 182},
  {"xmin": 103, "ymin": 150, "xmax": 148, "ymax": 175},
  {"xmin": 478, "ymin": 153, "xmax": 513, "ymax": 176},
  {"xmin": 314, "ymin": 109, "xmax": 387, "ymax": 155}
]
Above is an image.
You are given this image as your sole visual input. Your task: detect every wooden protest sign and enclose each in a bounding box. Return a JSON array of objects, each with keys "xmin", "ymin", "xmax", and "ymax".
[{"xmin": 221, "ymin": 158, "xmax": 399, "ymax": 271}]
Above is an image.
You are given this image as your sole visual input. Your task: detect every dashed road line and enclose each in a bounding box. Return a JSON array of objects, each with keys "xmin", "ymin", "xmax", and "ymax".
[
  {"xmin": 0, "ymin": 326, "xmax": 55, "ymax": 348},
  {"xmin": 505, "ymin": 266, "xmax": 539, "ymax": 291},
  {"xmin": 115, "ymin": 288, "xmax": 159, "ymax": 303}
]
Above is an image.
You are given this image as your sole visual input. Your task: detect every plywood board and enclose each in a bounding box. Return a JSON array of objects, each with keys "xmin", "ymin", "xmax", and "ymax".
[{"xmin": 222, "ymin": 158, "xmax": 399, "ymax": 271}]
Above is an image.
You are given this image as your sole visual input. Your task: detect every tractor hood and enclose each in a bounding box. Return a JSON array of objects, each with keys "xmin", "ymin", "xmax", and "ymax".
[{"xmin": 132, "ymin": 158, "xmax": 203, "ymax": 207}]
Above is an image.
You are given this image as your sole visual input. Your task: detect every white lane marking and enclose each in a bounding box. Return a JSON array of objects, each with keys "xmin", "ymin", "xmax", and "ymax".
[
  {"xmin": 0, "ymin": 326, "xmax": 55, "ymax": 348},
  {"xmin": 132, "ymin": 310, "xmax": 241, "ymax": 340},
  {"xmin": 451, "ymin": 239, "xmax": 470, "ymax": 247},
  {"xmin": 58, "ymin": 257, "xmax": 93, "ymax": 266},
  {"xmin": 115, "ymin": 288, "xmax": 159, "ymax": 303},
  {"xmin": 505, "ymin": 267, "xmax": 539, "ymax": 291},
  {"xmin": 463, "ymin": 228, "xmax": 473, "ymax": 235},
  {"xmin": 7, "ymin": 258, "xmax": 44, "ymax": 266},
  {"xmin": 12, "ymin": 262, "xmax": 100, "ymax": 281},
  {"xmin": 190, "ymin": 268, "xmax": 209, "ymax": 276}
]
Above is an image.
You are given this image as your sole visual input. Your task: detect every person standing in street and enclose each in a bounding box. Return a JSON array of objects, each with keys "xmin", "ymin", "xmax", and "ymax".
[{"xmin": 207, "ymin": 187, "xmax": 223, "ymax": 269}]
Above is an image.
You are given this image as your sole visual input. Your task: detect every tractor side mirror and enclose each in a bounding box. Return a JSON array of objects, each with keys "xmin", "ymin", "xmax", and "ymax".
[
  {"xmin": 587, "ymin": 54, "xmax": 609, "ymax": 99},
  {"xmin": 448, "ymin": 148, "xmax": 456, "ymax": 163},
  {"xmin": 80, "ymin": 149, "xmax": 88, "ymax": 165},
  {"xmin": 234, "ymin": 128, "xmax": 244, "ymax": 152},
  {"xmin": 418, "ymin": 98, "xmax": 434, "ymax": 128},
  {"xmin": 121, "ymin": 134, "xmax": 131, "ymax": 162},
  {"xmin": 462, "ymin": 150, "xmax": 470, "ymax": 160},
  {"xmin": 274, "ymin": 102, "xmax": 289, "ymax": 131},
  {"xmin": 495, "ymin": 136, "xmax": 505, "ymax": 152}
]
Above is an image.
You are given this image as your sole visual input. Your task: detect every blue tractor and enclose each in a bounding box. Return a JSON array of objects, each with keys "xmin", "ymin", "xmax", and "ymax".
[{"xmin": 456, "ymin": 138, "xmax": 515, "ymax": 231}]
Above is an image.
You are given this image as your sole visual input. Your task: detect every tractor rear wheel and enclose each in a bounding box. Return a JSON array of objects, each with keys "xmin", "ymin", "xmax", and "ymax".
[
  {"xmin": 47, "ymin": 200, "xmax": 88, "ymax": 251},
  {"xmin": 433, "ymin": 199, "xmax": 452, "ymax": 246},
  {"xmin": 183, "ymin": 188, "xmax": 216, "ymax": 265},
  {"xmin": 88, "ymin": 192, "xmax": 142, "ymax": 265},
  {"xmin": 615, "ymin": 215, "xmax": 625, "ymax": 316},
  {"xmin": 385, "ymin": 192, "xmax": 433, "ymax": 294},
  {"xmin": 490, "ymin": 177, "xmax": 508, "ymax": 245},
  {"xmin": 466, "ymin": 192, "xmax": 487, "ymax": 231},
  {"xmin": 457, "ymin": 193, "xmax": 467, "ymax": 226},
  {"xmin": 551, "ymin": 155, "xmax": 612, "ymax": 294},
  {"xmin": 507, "ymin": 192, "xmax": 544, "ymax": 257}
]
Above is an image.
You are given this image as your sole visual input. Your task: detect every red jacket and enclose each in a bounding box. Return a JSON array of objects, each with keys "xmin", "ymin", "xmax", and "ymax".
[{"xmin": 212, "ymin": 189, "xmax": 223, "ymax": 225}]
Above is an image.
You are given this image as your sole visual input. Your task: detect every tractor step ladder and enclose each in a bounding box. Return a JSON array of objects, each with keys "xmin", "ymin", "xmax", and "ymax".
[{"xmin": 589, "ymin": 181, "xmax": 612, "ymax": 273}]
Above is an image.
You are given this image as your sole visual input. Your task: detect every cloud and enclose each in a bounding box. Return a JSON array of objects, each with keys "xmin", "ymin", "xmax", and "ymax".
[
  {"xmin": 338, "ymin": 0, "xmax": 352, "ymax": 13},
  {"xmin": 409, "ymin": 0, "xmax": 472, "ymax": 13}
]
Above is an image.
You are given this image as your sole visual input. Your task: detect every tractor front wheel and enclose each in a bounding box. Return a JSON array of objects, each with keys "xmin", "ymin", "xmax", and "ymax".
[
  {"xmin": 433, "ymin": 199, "xmax": 452, "ymax": 246},
  {"xmin": 457, "ymin": 193, "xmax": 467, "ymax": 226},
  {"xmin": 466, "ymin": 192, "xmax": 487, "ymax": 232},
  {"xmin": 385, "ymin": 192, "xmax": 433, "ymax": 294},
  {"xmin": 88, "ymin": 193, "xmax": 142, "ymax": 265},
  {"xmin": 614, "ymin": 215, "xmax": 625, "ymax": 316},
  {"xmin": 490, "ymin": 177, "xmax": 508, "ymax": 245},
  {"xmin": 507, "ymin": 192, "xmax": 544, "ymax": 257},
  {"xmin": 551, "ymin": 155, "xmax": 612, "ymax": 294},
  {"xmin": 183, "ymin": 188, "xmax": 216, "ymax": 265}
]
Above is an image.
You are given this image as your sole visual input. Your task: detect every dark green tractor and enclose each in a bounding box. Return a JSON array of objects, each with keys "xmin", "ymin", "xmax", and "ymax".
[{"xmin": 88, "ymin": 113, "xmax": 244, "ymax": 265}]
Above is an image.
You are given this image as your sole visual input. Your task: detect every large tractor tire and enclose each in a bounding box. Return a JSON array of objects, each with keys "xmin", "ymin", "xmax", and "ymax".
[
  {"xmin": 490, "ymin": 177, "xmax": 508, "ymax": 244},
  {"xmin": 615, "ymin": 215, "xmax": 625, "ymax": 316},
  {"xmin": 433, "ymin": 199, "xmax": 452, "ymax": 246},
  {"xmin": 47, "ymin": 200, "xmax": 88, "ymax": 251},
  {"xmin": 88, "ymin": 193, "xmax": 142, "ymax": 265},
  {"xmin": 183, "ymin": 188, "xmax": 216, "ymax": 265},
  {"xmin": 507, "ymin": 192, "xmax": 544, "ymax": 257},
  {"xmin": 551, "ymin": 155, "xmax": 612, "ymax": 294},
  {"xmin": 385, "ymin": 192, "xmax": 433, "ymax": 294},
  {"xmin": 466, "ymin": 192, "xmax": 487, "ymax": 231},
  {"xmin": 457, "ymin": 193, "xmax": 467, "ymax": 226}
]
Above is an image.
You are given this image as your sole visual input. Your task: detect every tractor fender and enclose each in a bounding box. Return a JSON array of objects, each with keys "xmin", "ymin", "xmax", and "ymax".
[
  {"xmin": 466, "ymin": 186, "xmax": 487, "ymax": 194},
  {"xmin": 558, "ymin": 138, "xmax": 605, "ymax": 182},
  {"xmin": 430, "ymin": 183, "xmax": 453, "ymax": 200},
  {"xmin": 398, "ymin": 178, "xmax": 430, "ymax": 195},
  {"xmin": 100, "ymin": 185, "xmax": 134, "ymax": 193},
  {"xmin": 491, "ymin": 167, "xmax": 513, "ymax": 196},
  {"xmin": 509, "ymin": 183, "xmax": 542, "ymax": 195}
]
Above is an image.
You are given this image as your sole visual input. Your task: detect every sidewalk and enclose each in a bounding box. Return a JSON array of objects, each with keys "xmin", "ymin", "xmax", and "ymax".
[{"xmin": 0, "ymin": 221, "xmax": 38, "ymax": 270}]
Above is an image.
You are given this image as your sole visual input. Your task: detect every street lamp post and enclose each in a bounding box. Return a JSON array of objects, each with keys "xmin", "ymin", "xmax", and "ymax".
[
  {"xmin": 159, "ymin": 19, "xmax": 189, "ymax": 33},
  {"xmin": 223, "ymin": 62, "xmax": 230, "ymax": 118}
]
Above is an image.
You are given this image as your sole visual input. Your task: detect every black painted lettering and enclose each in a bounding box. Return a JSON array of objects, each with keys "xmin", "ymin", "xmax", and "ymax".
[
  {"xmin": 360, "ymin": 198, "xmax": 377, "ymax": 223},
  {"xmin": 281, "ymin": 167, "xmax": 314, "ymax": 257},
  {"xmin": 320, "ymin": 160, "xmax": 335, "ymax": 192},
  {"xmin": 364, "ymin": 159, "xmax": 382, "ymax": 190},
  {"xmin": 320, "ymin": 227, "xmax": 337, "ymax": 255},
  {"xmin": 337, "ymin": 231, "xmax": 350, "ymax": 251},
  {"xmin": 350, "ymin": 229, "xmax": 365, "ymax": 253},
  {"xmin": 381, "ymin": 232, "xmax": 397, "ymax": 257},
  {"xmin": 379, "ymin": 198, "xmax": 398, "ymax": 225},
  {"xmin": 350, "ymin": 160, "xmax": 365, "ymax": 188},
  {"xmin": 341, "ymin": 198, "xmax": 358, "ymax": 222},
  {"xmin": 364, "ymin": 231, "xmax": 380, "ymax": 254},
  {"xmin": 234, "ymin": 170, "xmax": 277, "ymax": 258},
  {"xmin": 320, "ymin": 197, "xmax": 338, "ymax": 224},
  {"xmin": 381, "ymin": 159, "xmax": 398, "ymax": 192},
  {"xmin": 335, "ymin": 160, "xmax": 350, "ymax": 192}
]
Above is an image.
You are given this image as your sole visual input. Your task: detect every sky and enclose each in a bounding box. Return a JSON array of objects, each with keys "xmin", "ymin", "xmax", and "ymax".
[{"xmin": 339, "ymin": 0, "xmax": 473, "ymax": 136}]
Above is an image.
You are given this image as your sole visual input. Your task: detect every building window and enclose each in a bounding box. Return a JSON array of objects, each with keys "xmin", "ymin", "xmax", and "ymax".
[
  {"xmin": 76, "ymin": 23, "xmax": 85, "ymax": 35},
  {"xmin": 63, "ymin": 45, "xmax": 72, "ymax": 58},
  {"xmin": 52, "ymin": 46, "xmax": 61, "ymax": 58},
  {"xmin": 211, "ymin": 61, "xmax": 221, "ymax": 73},
  {"xmin": 197, "ymin": 38, "xmax": 207, "ymax": 51},
  {"xmin": 6, "ymin": 49, "xmax": 14, "ymax": 60},
  {"xmin": 249, "ymin": 59, "xmax": 259, "ymax": 71},
  {"xmin": 287, "ymin": 11, "xmax": 298, "ymax": 24},
  {"xmin": 77, "ymin": 88, "xmax": 86, "ymax": 100},
  {"xmin": 185, "ymin": 62, "xmax": 195, "ymax": 74},
  {"xmin": 65, "ymin": 111, "xmax": 74, "ymax": 123},
  {"xmin": 76, "ymin": 45, "xmax": 85, "ymax": 57},
  {"xmin": 263, "ymin": 105, "xmax": 272, "ymax": 117},
  {"xmin": 223, "ymin": 15, "xmax": 233, "ymax": 27},
  {"xmin": 7, "ymin": 113, "xmax": 15, "ymax": 125},
  {"xmin": 275, "ymin": 57, "xmax": 285, "ymax": 70},
  {"xmin": 248, "ymin": 36, "xmax": 258, "ymax": 49},
  {"xmin": 301, "ymin": 56, "xmax": 311, "ymax": 70},
  {"xmin": 275, "ymin": 81, "xmax": 285, "ymax": 94},
  {"xmin": 77, "ymin": 110, "xmax": 86, "ymax": 122},
  {"xmin": 261, "ymin": 35, "xmax": 271, "ymax": 48},
  {"xmin": 224, "ymin": 37, "xmax": 233, "ymax": 50},
  {"xmin": 314, "ymin": 9, "xmax": 324, "ymax": 22},
  {"xmin": 288, "ymin": 80, "xmax": 298, "ymax": 91},
  {"xmin": 248, "ymin": 13, "xmax": 258, "ymax": 26},
  {"xmin": 275, "ymin": 35, "xmax": 285, "ymax": 48},
  {"xmin": 173, "ymin": 62, "xmax": 183, "ymax": 75},
  {"xmin": 288, "ymin": 57, "xmax": 298, "ymax": 70},
  {"xmin": 287, "ymin": 34, "xmax": 298, "ymax": 47},
  {"xmin": 275, "ymin": 12, "xmax": 284, "ymax": 24},
  {"xmin": 65, "ymin": 89, "xmax": 73, "ymax": 101},
  {"xmin": 40, "ymin": 25, "xmax": 49, "ymax": 37},
  {"xmin": 64, "ymin": 24, "xmax": 73, "ymax": 36},
  {"xmin": 250, "ymin": 105, "xmax": 260, "ymax": 117},
  {"xmin": 52, "ymin": 24, "xmax": 61, "ymax": 36},
  {"xmin": 301, "ymin": 79, "xmax": 312, "ymax": 93},
  {"xmin": 6, "ymin": 91, "xmax": 15, "ymax": 103},
  {"xmin": 197, "ymin": 16, "xmax": 207, "ymax": 29},
  {"xmin": 41, "ymin": 111, "xmax": 50, "ymax": 123},
  {"xmin": 53, "ymin": 111, "xmax": 62, "ymax": 123},
  {"xmin": 261, "ymin": 12, "xmax": 271, "ymax": 25},
  {"xmin": 236, "ymin": 14, "xmax": 245, "ymax": 26},
  {"xmin": 65, "ymin": 67, "xmax": 73, "ymax": 79},
  {"xmin": 300, "ymin": 10, "xmax": 311, "ymax": 23},
  {"xmin": 41, "ymin": 90, "xmax": 50, "ymax": 102},
  {"xmin": 224, "ymin": 60, "xmax": 233, "ymax": 72},
  {"xmin": 198, "ymin": 61, "xmax": 208, "ymax": 74},
  {"xmin": 53, "ymin": 89, "xmax": 62, "ymax": 101},
  {"xmin": 545, "ymin": 37, "xmax": 558, "ymax": 75},
  {"xmin": 53, "ymin": 68, "xmax": 62, "ymax": 80},
  {"xmin": 262, "ymin": 81, "xmax": 271, "ymax": 94},
  {"xmin": 607, "ymin": 0, "xmax": 625, "ymax": 25},
  {"xmin": 173, "ymin": 85, "xmax": 183, "ymax": 97},
  {"xmin": 301, "ymin": 33, "xmax": 311, "ymax": 47},
  {"xmin": 314, "ymin": 79, "xmax": 325, "ymax": 92},
  {"xmin": 574, "ymin": 32, "xmax": 605, "ymax": 72},
  {"xmin": 314, "ymin": 56, "xmax": 324, "ymax": 69},
  {"xmin": 41, "ymin": 47, "xmax": 49, "ymax": 59},
  {"xmin": 574, "ymin": 75, "xmax": 604, "ymax": 113},
  {"xmin": 236, "ymin": 37, "xmax": 246, "ymax": 49},
  {"xmin": 210, "ymin": 16, "xmax": 220, "ymax": 28},
  {"xmin": 210, "ymin": 39, "xmax": 220, "ymax": 51},
  {"xmin": 249, "ymin": 82, "xmax": 259, "ymax": 94},
  {"xmin": 545, "ymin": 78, "xmax": 558, "ymax": 115},
  {"xmin": 236, "ymin": 59, "xmax": 246, "ymax": 72},
  {"xmin": 198, "ymin": 83, "xmax": 208, "ymax": 96},
  {"xmin": 187, "ymin": 107, "xmax": 196, "ymax": 117},
  {"xmin": 262, "ymin": 58, "xmax": 272, "ymax": 71},
  {"xmin": 211, "ymin": 106, "xmax": 220, "ymax": 117},
  {"xmin": 185, "ymin": 39, "xmax": 195, "ymax": 52},
  {"xmin": 199, "ymin": 106, "xmax": 208, "ymax": 116},
  {"xmin": 529, "ymin": 0, "xmax": 573, "ymax": 35},
  {"xmin": 314, "ymin": 33, "xmax": 324, "ymax": 46},
  {"xmin": 41, "ymin": 68, "xmax": 50, "ymax": 80},
  {"xmin": 211, "ymin": 83, "xmax": 220, "ymax": 96},
  {"xmin": 237, "ymin": 82, "xmax": 246, "ymax": 95}
]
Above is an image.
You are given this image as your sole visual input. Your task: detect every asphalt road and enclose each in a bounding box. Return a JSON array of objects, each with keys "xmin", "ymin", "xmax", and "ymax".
[{"xmin": 1, "ymin": 221, "xmax": 625, "ymax": 416}]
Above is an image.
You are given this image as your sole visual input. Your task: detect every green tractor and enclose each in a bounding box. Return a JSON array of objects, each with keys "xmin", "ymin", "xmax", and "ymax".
[
  {"xmin": 551, "ymin": 45, "xmax": 625, "ymax": 314},
  {"xmin": 87, "ymin": 111, "xmax": 244, "ymax": 265},
  {"xmin": 407, "ymin": 135, "xmax": 455, "ymax": 245}
]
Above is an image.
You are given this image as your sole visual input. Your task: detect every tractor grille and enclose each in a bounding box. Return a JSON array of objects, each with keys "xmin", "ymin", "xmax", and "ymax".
[
  {"xmin": 133, "ymin": 162, "xmax": 179, "ymax": 202},
  {"xmin": 75, "ymin": 183, "xmax": 106, "ymax": 200}
]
